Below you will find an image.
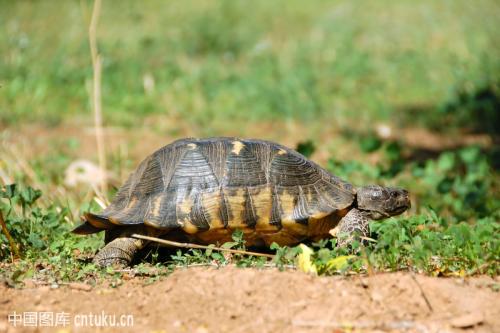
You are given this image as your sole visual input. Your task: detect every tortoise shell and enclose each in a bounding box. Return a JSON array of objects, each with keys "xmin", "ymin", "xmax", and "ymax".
[{"xmin": 81, "ymin": 138, "xmax": 355, "ymax": 246}]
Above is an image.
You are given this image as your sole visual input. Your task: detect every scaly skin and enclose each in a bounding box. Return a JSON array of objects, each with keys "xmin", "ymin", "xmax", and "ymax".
[
  {"xmin": 334, "ymin": 208, "xmax": 369, "ymax": 247},
  {"xmin": 93, "ymin": 237, "xmax": 146, "ymax": 267}
]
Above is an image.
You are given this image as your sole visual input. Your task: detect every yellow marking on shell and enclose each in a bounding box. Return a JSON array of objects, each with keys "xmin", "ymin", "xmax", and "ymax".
[
  {"xmin": 187, "ymin": 143, "xmax": 197, "ymax": 150},
  {"xmin": 151, "ymin": 195, "xmax": 162, "ymax": 217},
  {"xmin": 182, "ymin": 218, "xmax": 199, "ymax": 234},
  {"xmin": 277, "ymin": 149, "xmax": 287, "ymax": 155},
  {"xmin": 278, "ymin": 190, "xmax": 309, "ymax": 236},
  {"xmin": 178, "ymin": 197, "xmax": 193, "ymax": 215},
  {"xmin": 201, "ymin": 191, "xmax": 225, "ymax": 229},
  {"xmin": 143, "ymin": 195, "xmax": 164, "ymax": 227},
  {"xmin": 224, "ymin": 188, "xmax": 247, "ymax": 228},
  {"xmin": 176, "ymin": 197, "xmax": 198, "ymax": 234},
  {"xmin": 126, "ymin": 197, "xmax": 138, "ymax": 209},
  {"xmin": 278, "ymin": 190, "xmax": 296, "ymax": 224},
  {"xmin": 144, "ymin": 220, "xmax": 169, "ymax": 230},
  {"xmin": 108, "ymin": 216, "xmax": 121, "ymax": 225},
  {"xmin": 231, "ymin": 140, "xmax": 245, "ymax": 155},
  {"xmin": 251, "ymin": 186, "xmax": 274, "ymax": 231},
  {"xmin": 310, "ymin": 211, "xmax": 331, "ymax": 220}
]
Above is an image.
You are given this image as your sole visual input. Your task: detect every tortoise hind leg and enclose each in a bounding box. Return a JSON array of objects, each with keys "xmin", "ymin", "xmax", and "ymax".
[
  {"xmin": 93, "ymin": 237, "xmax": 146, "ymax": 267},
  {"xmin": 332, "ymin": 208, "xmax": 369, "ymax": 247}
]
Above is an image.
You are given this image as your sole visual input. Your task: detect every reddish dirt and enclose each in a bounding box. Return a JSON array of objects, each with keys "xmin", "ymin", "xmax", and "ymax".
[{"xmin": 1, "ymin": 268, "xmax": 498, "ymax": 333}]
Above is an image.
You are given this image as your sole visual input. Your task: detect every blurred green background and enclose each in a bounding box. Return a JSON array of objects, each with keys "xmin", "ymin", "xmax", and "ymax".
[
  {"xmin": 1, "ymin": 0, "xmax": 499, "ymax": 219},
  {"xmin": 1, "ymin": 0, "xmax": 498, "ymax": 131},
  {"xmin": 0, "ymin": 0, "xmax": 498, "ymax": 276}
]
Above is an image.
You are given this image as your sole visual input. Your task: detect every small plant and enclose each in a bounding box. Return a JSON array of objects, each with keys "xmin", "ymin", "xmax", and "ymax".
[
  {"xmin": 0, "ymin": 184, "xmax": 102, "ymax": 284},
  {"xmin": 288, "ymin": 210, "xmax": 499, "ymax": 277},
  {"xmin": 367, "ymin": 212, "xmax": 499, "ymax": 276},
  {"xmin": 168, "ymin": 230, "xmax": 269, "ymax": 269},
  {"xmin": 271, "ymin": 242, "xmax": 300, "ymax": 269},
  {"xmin": 411, "ymin": 146, "xmax": 499, "ymax": 221},
  {"xmin": 2, "ymin": 135, "xmax": 499, "ymax": 283}
]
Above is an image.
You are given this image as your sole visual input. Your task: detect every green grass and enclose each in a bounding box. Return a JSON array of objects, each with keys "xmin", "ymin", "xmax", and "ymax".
[
  {"xmin": 1, "ymin": 138, "xmax": 498, "ymax": 283},
  {"xmin": 1, "ymin": 0, "xmax": 499, "ymax": 131},
  {"xmin": 0, "ymin": 0, "xmax": 499, "ymax": 284}
]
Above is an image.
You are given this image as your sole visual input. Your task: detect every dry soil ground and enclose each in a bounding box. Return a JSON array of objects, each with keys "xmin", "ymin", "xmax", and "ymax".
[{"xmin": 0, "ymin": 267, "xmax": 498, "ymax": 333}]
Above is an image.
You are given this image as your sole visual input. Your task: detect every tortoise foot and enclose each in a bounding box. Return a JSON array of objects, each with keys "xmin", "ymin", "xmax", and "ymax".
[{"xmin": 93, "ymin": 237, "xmax": 142, "ymax": 267}]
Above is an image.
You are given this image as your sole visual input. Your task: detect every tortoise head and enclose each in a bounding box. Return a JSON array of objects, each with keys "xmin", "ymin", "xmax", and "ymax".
[{"xmin": 356, "ymin": 185, "xmax": 410, "ymax": 220}]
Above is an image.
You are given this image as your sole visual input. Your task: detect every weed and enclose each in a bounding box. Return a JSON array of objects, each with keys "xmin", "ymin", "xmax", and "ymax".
[{"xmin": 0, "ymin": 184, "xmax": 102, "ymax": 284}]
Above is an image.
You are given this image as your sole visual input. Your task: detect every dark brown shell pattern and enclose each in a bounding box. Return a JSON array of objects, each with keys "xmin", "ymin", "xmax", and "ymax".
[{"xmin": 92, "ymin": 138, "xmax": 355, "ymax": 242}]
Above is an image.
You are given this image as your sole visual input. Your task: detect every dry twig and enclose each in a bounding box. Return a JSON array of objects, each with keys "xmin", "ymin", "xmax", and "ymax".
[
  {"xmin": 131, "ymin": 234, "xmax": 275, "ymax": 259},
  {"xmin": 0, "ymin": 210, "xmax": 20, "ymax": 259},
  {"xmin": 411, "ymin": 273, "xmax": 434, "ymax": 312},
  {"xmin": 88, "ymin": 0, "xmax": 108, "ymax": 200}
]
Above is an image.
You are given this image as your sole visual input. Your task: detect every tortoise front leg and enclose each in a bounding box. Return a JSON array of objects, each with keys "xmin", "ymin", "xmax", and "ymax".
[
  {"xmin": 331, "ymin": 208, "xmax": 369, "ymax": 247},
  {"xmin": 93, "ymin": 237, "xmax": 147, "ymax": 267}
]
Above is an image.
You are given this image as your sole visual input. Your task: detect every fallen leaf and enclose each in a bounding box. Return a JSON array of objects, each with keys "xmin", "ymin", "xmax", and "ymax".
[
  {"xmin": 297, "ymin": 244, "xmax": 317, "ymax": 275},
  {"xmin": 325, "ymin": 255, "xmax": 355, "ymax": 271}
]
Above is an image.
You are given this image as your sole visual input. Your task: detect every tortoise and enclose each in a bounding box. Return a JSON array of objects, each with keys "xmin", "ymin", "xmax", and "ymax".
[{"xmin": 73, "ymin": 137, "xmax": 411, "ymax": 266}]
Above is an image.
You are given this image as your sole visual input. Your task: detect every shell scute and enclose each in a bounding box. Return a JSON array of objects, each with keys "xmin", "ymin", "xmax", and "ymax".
[{"xmin": 84, "ymin": 138, "xmax": 356, "ymax": 241}]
